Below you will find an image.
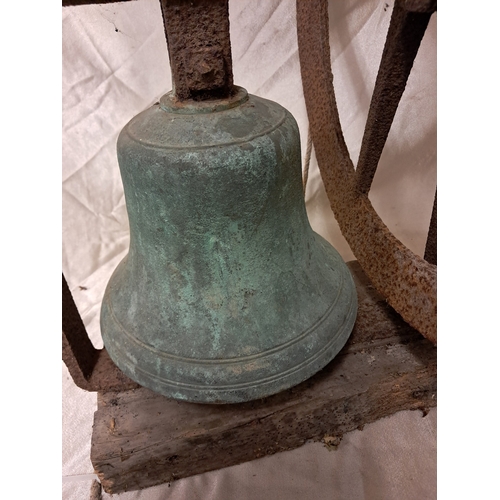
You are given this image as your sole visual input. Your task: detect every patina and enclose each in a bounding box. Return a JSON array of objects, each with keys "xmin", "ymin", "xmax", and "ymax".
[
  {"xmin": 100, "ymin": 85, "xmax": 357, "ymax": 403},
  {"xmin": 100, "ymin": 0, "xmax": 357, "ymax": 403}
]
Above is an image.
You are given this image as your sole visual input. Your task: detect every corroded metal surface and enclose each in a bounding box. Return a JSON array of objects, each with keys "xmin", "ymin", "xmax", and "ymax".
[
  {"xmin": 424, "ymin": 191, "xmax": 437, "ymax": 265},
  {"xmin": 62, "ymin": 274, "xmax": 139, "ymax": 392},
  {"xmin": 297, "ymin": 0, "xmax": 437, "ymax": 344},
  {"xmin": 159, "ymin": 0, "xmax": 234, "ymax": 101},
  {"xmin": 100, "ymin": 87, "xmax": 357, "ymax": 403},
  {"xmin": 401, "ymin": 0, "xmax": 437, "ymax": 13},
  {"xmin": 62, "ymin": 0, "xmax": 134, "ymax": 5},
  {"xmin": 355, "ymin": 1, "xmax": 434, "ymax": 195},
  {"xmin": 62, "ymin": 274, "xmax": 98, "ymax": 386}
]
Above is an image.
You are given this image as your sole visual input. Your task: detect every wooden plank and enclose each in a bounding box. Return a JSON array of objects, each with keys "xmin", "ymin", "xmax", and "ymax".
[{"xmin": 91, "ymin": 261, "xmax": 436, "ymax": 494}]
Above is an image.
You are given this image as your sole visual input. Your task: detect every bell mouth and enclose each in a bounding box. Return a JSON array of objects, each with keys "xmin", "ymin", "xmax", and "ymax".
[
  {"xmin": 159, "ymin": 86, "xmax": 249, "ymax": 114},
  {"xmin": 101, "ymin": 250, "xmax": 358, "ymax": 404}
]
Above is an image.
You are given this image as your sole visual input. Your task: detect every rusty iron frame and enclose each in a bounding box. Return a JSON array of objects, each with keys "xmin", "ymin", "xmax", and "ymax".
[
  {"xmin": 62, "ymin": 274, "xmax": 139, "ymax": 391},
  {"xmin": 62, "ymin": 0, "xmax": 134, "ymax": 6},
  {"xmin": 63, "ymin": 0, "xmax": 437, "ymax": 392},
  {"xmin": 296, "ymin": 0, "xmax": 437, "ymax": 344},
  {"xmin": 159, "ymin": 0, "xmax": 234, "ymax": 101}
]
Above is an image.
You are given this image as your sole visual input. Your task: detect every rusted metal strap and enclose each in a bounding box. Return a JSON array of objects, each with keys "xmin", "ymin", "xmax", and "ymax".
[
  {"xmin": 62, "ymin": 0, "xmax": 135, "ymax": 6},
  {"xmin": 400, "ymin": 0, "xmax": 437, "ymax": 13},
  {"xmin": 62, "ymin": 274, "xmax": 139, "ymax": 392},
  {"xmin": 296, "ymin": 0, "xmax": 437, "ymax": 344},
  {"xmin": 62, "ymin": 274, "xmax": 99, "ymax": 385},
  {"xmin": 355, "ymin": 0, "xmax": 434, "ymax": 195},
  {"xmin": 424, "ymin": 190, "xmax": 437, "ymax": 265},
  {"xmin": 159, "ymin": 0, "xmax": 234, "ymax": 101}
]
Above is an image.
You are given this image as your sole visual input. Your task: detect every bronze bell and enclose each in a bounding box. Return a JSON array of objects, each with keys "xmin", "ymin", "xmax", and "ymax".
[{"xmin": 100, "ymin": 1, "xmax": 357, "ymax": 404}]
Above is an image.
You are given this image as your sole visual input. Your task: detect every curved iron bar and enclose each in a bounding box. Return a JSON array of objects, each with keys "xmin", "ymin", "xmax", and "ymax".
[{"xmin": 296, "ymin": 0, "xmax": 437, "ymax": 344}]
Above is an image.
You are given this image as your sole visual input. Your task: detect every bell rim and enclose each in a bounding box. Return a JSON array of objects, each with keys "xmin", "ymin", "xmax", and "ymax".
[
  {"xmin": 105, "ymin": 292, "xmax": 356, "ymax": 391},
  {"xmin": 103, "ymin": 267, "xmax": 347, "ymax": 365},
  {"xmin": 101, "ymin": 265, "xmax": 358, "ymax": 404}
]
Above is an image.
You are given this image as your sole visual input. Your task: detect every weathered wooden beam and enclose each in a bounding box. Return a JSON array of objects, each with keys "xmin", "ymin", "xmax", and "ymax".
[{"xmin": 91, "ymin": 261, "xmax": 437, "ymax": 494}]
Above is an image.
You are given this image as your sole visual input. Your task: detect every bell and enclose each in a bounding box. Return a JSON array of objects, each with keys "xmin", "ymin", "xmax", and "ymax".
[
  {"xmin": 100, "ymin": 2, "xmax": 357, "ymax": 404},
  {"xmin": 101, "ymin": 85, "xmax": 357, "ymax": 404}
]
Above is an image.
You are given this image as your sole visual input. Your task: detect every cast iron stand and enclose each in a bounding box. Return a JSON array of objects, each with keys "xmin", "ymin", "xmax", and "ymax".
[{"xmin": 62, "ymin": 0, "xmax": 437, "ymax": 494}]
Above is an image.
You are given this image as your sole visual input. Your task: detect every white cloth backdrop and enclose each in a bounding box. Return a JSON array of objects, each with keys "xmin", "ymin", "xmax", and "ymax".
[{"xmin": 62, "ymin": 0, "xmax": 436, "ymax": 498}]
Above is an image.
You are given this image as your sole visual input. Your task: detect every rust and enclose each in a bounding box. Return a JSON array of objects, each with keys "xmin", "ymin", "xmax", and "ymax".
[
  {"xmin": 296, "ymin": 0, "xmax": 437, "ymax": 344},
  {"xmin": 62, "ymin": 0, "xmax": 135, "ymax": 5},
  {"xmin": 400, "ymin": 0, "xmax": 437, "ymax": 13},
  {"xmin": 62, "ymin": 273, "xmax": 99, "ymax": 385},
  {"xmin": 62, "ymin": 274, "xmax": 139, "ymax": 392},
  {"xmin": 354, "ymin": 1, "xmax": 434, "ymax": 195},
  {"xmin": 424, "ymin": 191, "xmax": 437, "ymax": 265},
  {"xmin": 159, "ymin": 0, "xmax": 234, "ymax": 101}
]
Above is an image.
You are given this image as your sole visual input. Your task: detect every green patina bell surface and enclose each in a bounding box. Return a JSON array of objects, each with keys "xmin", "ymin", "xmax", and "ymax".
[{"xmin": 101, "ymin": 86, "xmax": 357, "ymax": 404}]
